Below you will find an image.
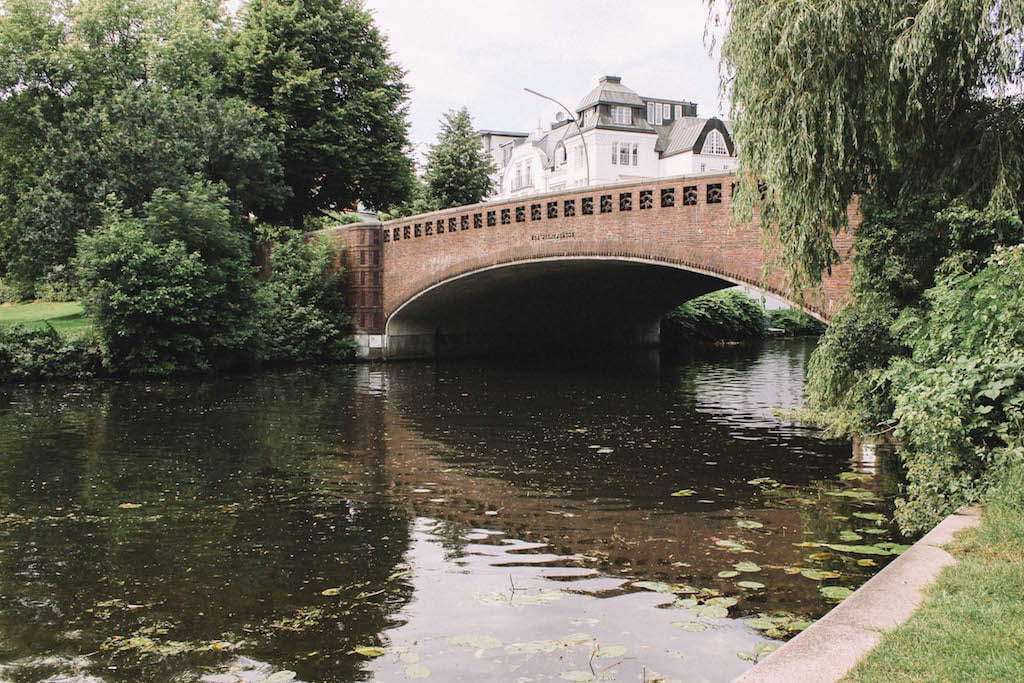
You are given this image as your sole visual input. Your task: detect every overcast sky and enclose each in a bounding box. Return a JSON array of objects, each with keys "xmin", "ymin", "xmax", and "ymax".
[{"xmin": 360, "ymin": 1, "xmax": 728, "ymax": 159}]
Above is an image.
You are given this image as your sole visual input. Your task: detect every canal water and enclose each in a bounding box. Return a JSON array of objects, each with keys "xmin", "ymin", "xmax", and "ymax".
[{"xmin": 0, "ymin": 340, "xmax": 906, "ymax": 683}]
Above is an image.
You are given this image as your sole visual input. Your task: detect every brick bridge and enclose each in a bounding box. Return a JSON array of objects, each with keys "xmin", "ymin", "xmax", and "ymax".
[{"xmin": 323, "ymin": 172, "xmax": 855, "ymax": 359}]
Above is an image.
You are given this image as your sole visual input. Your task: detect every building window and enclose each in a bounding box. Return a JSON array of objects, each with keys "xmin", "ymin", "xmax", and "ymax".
[
  {"xmin": 703, "ymin": 129, "xmax": 729, "ymax": 155},
  {"xmin": 632, "ymin": 143, "xmax": 638, "ymax": 166},
  {"xmin": 646, "ymin": 102, "xmax": 656, "ymax": 124},
  {"xmin": 556, "ymin": 143, "xmax": 567, "ymax": 166},
  {"xmin": 675, "ymin": 104, "xmax": 683, "ymax": 119},
  {"xmin": 611, "ymin": 142, "xmax": 617, "ymax": 165},
  {"xmin": 611, "ymin": 105, "xmax": 632, "ymax": 125},
  {"xmin": 619, "ymin": 142, "xmax": 630, "ymax": 166}
]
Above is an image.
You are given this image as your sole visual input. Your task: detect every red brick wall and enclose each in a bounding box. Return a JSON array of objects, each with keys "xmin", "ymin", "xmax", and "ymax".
[{"xmin": 323, "ymin": 173, "xmax": 856, "ymax": 335}]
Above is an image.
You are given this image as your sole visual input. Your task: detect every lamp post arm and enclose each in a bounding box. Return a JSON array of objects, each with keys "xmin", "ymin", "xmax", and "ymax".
[{"xmin": 523, "ymin": 88, "xmax": 590, "ymax": 188}]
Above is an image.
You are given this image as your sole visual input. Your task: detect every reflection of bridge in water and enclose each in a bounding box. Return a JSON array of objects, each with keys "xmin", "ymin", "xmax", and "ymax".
[
  {"xmin": 340, "ymin": 353, "xmax": 889, "ymax": 620},
  {"xmin": 324, "ymin": 173, "xmax": 856, "ymax": 359}
]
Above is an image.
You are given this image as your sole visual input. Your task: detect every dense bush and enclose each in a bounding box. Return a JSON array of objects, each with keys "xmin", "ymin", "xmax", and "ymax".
[
  {"xmin": 767, "ymin": 308, "xmax": 827, "ymax": 336},
  {"xmin": 888, "ymin": 242, "xmax": 1024, "ymax": 531},
  {"xmin": 258, "ymin": 236, "xmax": 355, "ymax": 364},
  {"xmin": 77, "ymin": 180, "xmax": 260, "ymax": 376},
  {"xmin": 0, "ymin": 324, "xmax": 102, "ymax": 381},
  {"xmin": 662, "ymin": 289, "xmax": 765, "ymax": 346}
]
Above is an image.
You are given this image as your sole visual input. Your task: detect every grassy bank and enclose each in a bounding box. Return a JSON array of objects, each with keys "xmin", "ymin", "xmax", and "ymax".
[
  {"xmin": 0, "ymin": 301, "xmax": 91, "ymax": 336},
  {"xmin": 843, "ymin": 464, "xmax": 1024, "ymax": 681}
]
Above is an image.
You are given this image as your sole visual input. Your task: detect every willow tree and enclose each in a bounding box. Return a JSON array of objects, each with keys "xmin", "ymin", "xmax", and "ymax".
[
  {"xmin": 713, "ymin": 1, "xmax": 1024, "ymax": 529},
  {"xmin": 715, "ymin": 0, "xmax": 1023, "ymax": 292}
]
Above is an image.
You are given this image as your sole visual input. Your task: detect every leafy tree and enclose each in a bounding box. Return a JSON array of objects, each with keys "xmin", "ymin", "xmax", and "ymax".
[
  {"xmin": 257, "ymin": 236, "xmax": 355, "ymax": 364},
  {"xmin": 423, "ymin": 107, "xmax": 496, "ymax": 209},
  {"xmin": 77, "ymin": 178, "xmax": 260, "ymax": 376},
  {"xmin": 231, "ymin": 0, "xmax": 414, "ymax": 223},
  {"xmin": 0, "ymin": 0, "xmax": 286, "ymax": 295}
]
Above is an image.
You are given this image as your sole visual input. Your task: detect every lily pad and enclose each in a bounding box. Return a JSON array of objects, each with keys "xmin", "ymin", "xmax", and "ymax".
[
  {"xmin": 405, "ymin": 663, "xmax": 431, "ymax": 679},
  {"xmin": 560, "ymin": 672, "xmax": 596, "ymax": 682},
  {"xmin": 264, "ymin": 673, "xmax": 297, "ymax": 683},
  {"xmin": 118, "ymin": 503, "xmax": 142, "ymax": 509},
  {"xmin": 839, "ymin": 530, "xmax": 863, "ymax": 542},
  {"xmin": 671, "ymin": 489, "xmax": 697, "ymax": 497},
  {"xmin": 717, "ymin": 570, "xmax": 740, "ymax": 579},
  {"xmin": 747, "ymin": 477, "xmax": 778, "ymax": 486},
  {"xmin": 824, "ymin": 543, "xmax": 891, "ymax": 556},
  {"xmin": 857, "ymin": 559, "xmax": 878, "ymax": 567},
  {"xmin": 632, "ymin": 581, "xmax": 675, "ymax": 594},
  {"xmin": 707, "ymin": 596, "xmax": 739, "ymax": 608},
  {"xmin": 594, "ymin": 645, "xmax": 628, "ymax": 658},
  {"xmin": 689, "ymin": 604, "xmax": 729, "ymax": 619},
  {"xmin": 852, "ymin": 511, "xmax": 887, "ymax": 523},
  {"xmin": 321, "ymin": 588, "xmax": 342, "ymax": 597},
  {"xmin": 506, "ymin": 640, "xmax": 564, "ymax": 655},
  {"xmin": 737, "ymin": 581, "xmax": 765, "ymax": 590},
  {"xmin": 820, "ymin": 586, "xmax": 854, "ymax": 601},
  {"xmin": 352, "ymin": 646, "xmax": 387, "ymax": 658},
  {"xmin": 734, "ymin": 561, "xmax": 761, "ymax": 573},
  {"xmin": 447, "ymin": 635, "xmax": 502, "ymax": 650},
  {"xmin": 715, "ymin": 539, "xmax": 751, "ymax": 552},
  {"xmin": 800, "ymin": 569, "xmax": 841, "ymax": 581},
  {"xmin": 825, "ymin": 489, "xmax": 877, "ymax": 500},
  {"xmin": 673, "ymin": 621, "xmax": 707, "ymax": 632},
  {"xmin": 735, "ymin": 519, "xmax": 764, "ymax": 529}
]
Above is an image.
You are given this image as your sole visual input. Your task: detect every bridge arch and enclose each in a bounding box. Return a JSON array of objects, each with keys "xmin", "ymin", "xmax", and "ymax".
[{"xmin": 385, "ymin": 255, "xmax": 813, "ymax": 359}]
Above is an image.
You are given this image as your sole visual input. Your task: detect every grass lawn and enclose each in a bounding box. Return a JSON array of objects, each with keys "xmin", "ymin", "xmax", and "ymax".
[
  {"xmin": 0, "ymin": 301, "xmax": 91, "ymax": 336},
  {"xmin": 843, "ymin": 464, "xmax": 1024, "ymax": 681}
]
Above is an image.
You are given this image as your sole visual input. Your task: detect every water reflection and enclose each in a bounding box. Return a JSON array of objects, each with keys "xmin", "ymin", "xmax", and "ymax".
[{"xmin": 0, "ymin": 341, "xmax": 905, "ymax": 682}]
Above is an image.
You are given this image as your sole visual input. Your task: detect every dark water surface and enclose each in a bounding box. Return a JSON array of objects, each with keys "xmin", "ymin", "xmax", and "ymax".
[{"xmin": 0, "ymin": 340, "xmax": 906, "ymax": 682}]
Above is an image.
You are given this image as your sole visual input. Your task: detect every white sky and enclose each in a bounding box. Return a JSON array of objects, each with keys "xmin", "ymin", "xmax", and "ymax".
[{"xmin": 361, "ymin": 1, "xmax": 728, "ymax": 160}]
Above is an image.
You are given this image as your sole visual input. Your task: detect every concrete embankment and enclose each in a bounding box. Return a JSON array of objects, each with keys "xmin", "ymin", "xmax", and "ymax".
[{"xmin": 733, "ymin": 506, "xmax": 981, "ymax": 683}]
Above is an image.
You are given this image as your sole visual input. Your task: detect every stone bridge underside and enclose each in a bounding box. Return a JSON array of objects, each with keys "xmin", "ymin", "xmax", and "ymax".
[{"xmin": 326, "ymin": 173, "xmax": 855, "ymax": 359}]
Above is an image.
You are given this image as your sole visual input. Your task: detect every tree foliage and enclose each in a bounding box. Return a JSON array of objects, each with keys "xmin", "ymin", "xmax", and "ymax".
[
  {"xmin": 231, "ymin": 0, "xmax": 414, "ymax": 222},
  {"xmin": 662, "ymin": 288, "xmax": 765, "ymax": 346},
  {"xmin": 76, "ymin": 179, "xmax": 261, "ymax": 376},
  {"xmin": 715, "ymin": 0, "xmax": 1024, "ymax": 292},
  {"xmin": 423, "ymin": 107, "xmax": 495, "ymax": 209},
  {"xmin": 715, "ymin": 1, "xmax": 1024, "ymax": 531}
]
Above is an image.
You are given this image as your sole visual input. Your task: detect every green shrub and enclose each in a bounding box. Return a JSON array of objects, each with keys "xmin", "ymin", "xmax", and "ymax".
[
  {"xmin": 0, "ymin": 324, "xmax": 102, "ymax": 381},
  {"xmin": 890, "ymin": 242, "xmax": 1024, "ymax": 532},
  {"xmin": 767, "ymin": 308, "xmax": 827, "ymax": 336},
  {"xmin": 662, "ymin": 288, "xmax": 766, "ymax": 346},
  {"xmin": 257, "ymin": 236, "xmax": 355, "ymax": 364},
  {"xmin": 77, "ymin": 179, "xmax": 261, "ymax": 376},
  {"xmin": 804, "ymin": 291, "xmax": 904, "ymax": 437}
]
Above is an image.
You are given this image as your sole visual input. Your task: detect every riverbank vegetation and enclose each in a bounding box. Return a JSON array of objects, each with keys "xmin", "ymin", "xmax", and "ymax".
[
  {"xmin": 844, "ymin": 463, "xmax": 1024, "ymax": 681},
  {"xmin": 718, "ymin": 0, "xmax": 1023, "ymax": 676},
  {"xmin": 0, "ymin": 0, "xmax": 412, "ymax": 379},
  {"xmin": 717, "ymin": 0, "xmax": 1024, "ymax": 533}
]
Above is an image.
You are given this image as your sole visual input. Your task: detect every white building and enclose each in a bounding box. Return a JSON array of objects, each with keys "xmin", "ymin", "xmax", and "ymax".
[{"xmin": 483, "ymin": 76, "xmax": 738, "ymax": 201}]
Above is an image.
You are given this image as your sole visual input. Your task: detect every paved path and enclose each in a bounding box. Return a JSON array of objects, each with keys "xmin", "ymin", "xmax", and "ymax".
[{"xmin": 733, "ymin": 506, "xmax": 982, "ymax": 682}]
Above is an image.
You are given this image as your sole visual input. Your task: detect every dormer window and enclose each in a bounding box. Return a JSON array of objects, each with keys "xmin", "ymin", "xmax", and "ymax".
[
  {"xmin": 611, "ymin": 105, "xmax": 632, "ymax": 125},
  {"xmin": 703, "ymin": 129, "xmax": 729, "ymax": 155}
]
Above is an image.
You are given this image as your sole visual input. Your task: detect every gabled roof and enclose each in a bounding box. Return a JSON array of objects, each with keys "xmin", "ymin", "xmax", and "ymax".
[{"xmin": 656, "ymin": 117, "xmax": 735, "ymax": 158}]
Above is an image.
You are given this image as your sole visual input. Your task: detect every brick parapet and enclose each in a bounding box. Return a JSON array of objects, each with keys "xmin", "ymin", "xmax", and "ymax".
[{"xmin": 313, "ymin": 173, "xmax": 856, "ymax": 337}]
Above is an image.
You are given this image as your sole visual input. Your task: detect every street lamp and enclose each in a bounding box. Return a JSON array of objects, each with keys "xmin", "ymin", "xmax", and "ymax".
[{"xmin": 523, "ymin": 87, "xmax": 590, "ymax": 188}]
